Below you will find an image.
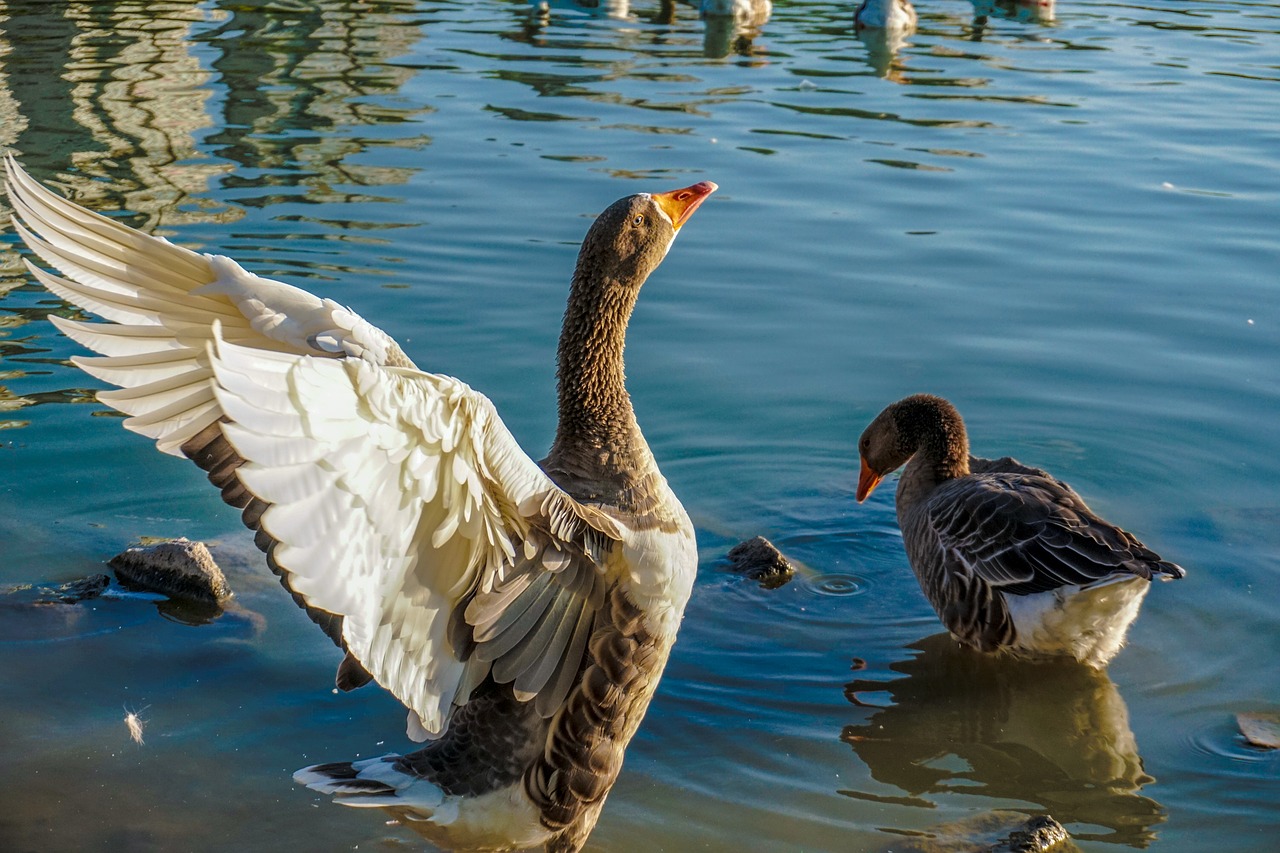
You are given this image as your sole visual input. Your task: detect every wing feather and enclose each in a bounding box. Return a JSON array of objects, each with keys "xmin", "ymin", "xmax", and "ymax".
[
  {"xmin": 471, "ymin": 571, "xmax": 549, "ymax": 642},
  {"xmin": 536, "ymin": 602, "xmax": 596, "ymax": 718},
  {"xmin": 121, "ymin": 387, "xmax": 217, "ymax": 432},
  {"xmin": 928, "ymin": 470, "xmax": 1177, "ymax": 596},
  {"xmin": 474, "ymin": 573, "xmax": 561, "ymax": 660},
  {"xmin": 5, "ymin": 159, "xmax": 210, "ymax": 281},
  {"xmin": 51, "ymin": 316, "xmax": 187, "ymax": 357},
  {"xmin": 495, "ymin": 590, "xmax": 575, "ymax": 688},
  {"xmin": 8, "ymin": 157, "xmax": 623, "ymax": 738},
  {"xmin": 26, "ymin": 263, "xmax": 223, "ymax": 327},
  {"xmin": 510, "ymin": 595, "xmax": 582, "ymax": 699},
  {"xmin": 94, "ymin": 370, "xmax": 209, "ymax": 414},
  {"xmin": 205, "ymin": 334, "xmax": 621, "ymax": 736},
  {"xmin": 72, "ymin": 350, "xmax": 204, "ymax": 386}
]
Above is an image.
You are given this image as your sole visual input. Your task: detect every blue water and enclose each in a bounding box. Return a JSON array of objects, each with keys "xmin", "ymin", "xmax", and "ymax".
[{"xmin": 1, "ymin": 1, "xmax": 1277, "ymax": 850}]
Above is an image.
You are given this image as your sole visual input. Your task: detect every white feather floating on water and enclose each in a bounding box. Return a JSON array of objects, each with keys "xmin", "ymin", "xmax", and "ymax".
[{"xmin": 123, "ymin": 706, "xmax": 148, "ymax": 745}]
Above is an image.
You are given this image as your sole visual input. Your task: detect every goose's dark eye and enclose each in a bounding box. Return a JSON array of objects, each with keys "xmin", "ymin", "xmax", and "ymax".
[{"xmin": 632, "ymin": 214, "xmax": 644, "ymax": 227}]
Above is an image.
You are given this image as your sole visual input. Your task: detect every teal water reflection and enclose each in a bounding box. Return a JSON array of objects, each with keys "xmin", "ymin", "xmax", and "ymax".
[{"xmin": 2, "ymin": 0, "xmax": 1278, "ymax": 851}]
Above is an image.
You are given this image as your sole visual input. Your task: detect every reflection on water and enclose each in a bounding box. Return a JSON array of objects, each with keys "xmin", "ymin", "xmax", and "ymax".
[
  {"xmin": 0, "ymin": 1, "xmax": 229, "ymax": 229},
  {"xmin": 198, "ymin": 0, "xmax": 430, "ymax": 205},
  {"xmin": 701, "ymin": 14, "xmax": 770, "ymax": 61},
  {"xmin": 842, "ymin": 634, "xmax": 1164, "ymax": 846},
  {"xmin": 530, "ymin": 0, "xmax": 635, "ymax": 21},
  {"xmin": 971, "ymin": 0, "xmax": 1056, "ymax": 27},
  {"xmin": 0, "ymin": 0, "xmax": 426, "ymax": 228},
  {"xmin": 855, "ymin": 26, "xmax": 914, "ymax": 81},
  {"xmin": 524, "ymin": 0, "xmax": 772, "ymax": 59},
  {"xmin": 699, "ymin": 0, "xmax": 771, "ymax": 59},
  {"xmin": 0, "ymin": 0, "xmax": 431, "ymax": 421},
  {"xmin": 1, "ymin": 0, "xmax": 1278, "ymax": 850}
]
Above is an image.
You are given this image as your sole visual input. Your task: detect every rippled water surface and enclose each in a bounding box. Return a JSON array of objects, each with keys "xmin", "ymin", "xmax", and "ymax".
[{"xmin": 1, "ymin": 1, "xmax": 1277, "ymax": 850}]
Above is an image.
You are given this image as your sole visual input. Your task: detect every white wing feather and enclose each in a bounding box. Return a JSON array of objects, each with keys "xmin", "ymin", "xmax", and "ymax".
[
  {"xmin": 211, "ymin": 333, "xmax": 622, "ymax": 736},
  {"xmin": 4, "ymin": 154, "xmax": 411, "ymax": 455},
  {"xmin": 5, "ymin": 157, "xmax": 625, "ymax": 738}
]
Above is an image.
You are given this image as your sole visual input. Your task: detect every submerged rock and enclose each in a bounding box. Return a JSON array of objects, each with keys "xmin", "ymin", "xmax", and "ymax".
[
  {"xmin": 110, "ymin": 538, "xmax": 232, "ymax": 605},
  {"xmin": 879, "ymin": 811, "xmax": 1076, "ymax": 853},
  {"xmin": 992, "ymin": 816, "xmax": 1071, "ymax": 853},
  {"xmin": 0, "ymin": 573, "xmax": 110, "ymax": 606},
  {"xmin": 51, "ymin": 573, "xmax": 111, "ymax": 603},
  {"xmin": 1237, "ymin": 712, "xmax": 1280, "ymax": 750},
  {"xmin": 725, "ymin": 535, "xmax": 795, "ymax": 589}
]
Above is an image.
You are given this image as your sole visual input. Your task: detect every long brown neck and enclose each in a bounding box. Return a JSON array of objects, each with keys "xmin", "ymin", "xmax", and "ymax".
[
  {"xmin": 549, "ymin": 261, "xmax": 650, "ymax": 487},
  {"xmin": 896, "ymin": 395, "xmax": 970, "ymax": 506}
]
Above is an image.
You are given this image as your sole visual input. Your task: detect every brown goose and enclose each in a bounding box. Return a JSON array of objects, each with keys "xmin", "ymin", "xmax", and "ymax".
[
  {"xmin": 856, "ymin": 394, "xmax": 1184, "ymax": 668},
  {"xmin": 4, "ymin": 155, "xmax": 715, "ymax": 852}
]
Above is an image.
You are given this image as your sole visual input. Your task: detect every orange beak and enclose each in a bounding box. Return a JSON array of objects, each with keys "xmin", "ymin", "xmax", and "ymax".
[
  {"xmin": 653, "ymin": 181, "xmax": 718, "ymax": 230},
  {"xmin": 856, "ymin": 457, "xmax": 883, "ymax": 503}
]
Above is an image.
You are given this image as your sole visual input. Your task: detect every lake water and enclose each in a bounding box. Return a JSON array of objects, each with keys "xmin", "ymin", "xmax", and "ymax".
[{"xmin": 0, "ymin": 1, "xmax": 1277, "ymax": 851}]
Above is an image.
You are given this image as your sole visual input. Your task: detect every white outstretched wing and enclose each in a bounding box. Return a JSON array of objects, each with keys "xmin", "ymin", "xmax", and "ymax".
[
  {"xmin": 212, "ymin": 334, "xmax": 623, "ymax": 736},
  {"xmin": 4, "ymin": 153, "xmax": 412, "ymax": 456},
  {"xmin": 5, "ymin": 156, "xmax": 624, "ymax": 737}
]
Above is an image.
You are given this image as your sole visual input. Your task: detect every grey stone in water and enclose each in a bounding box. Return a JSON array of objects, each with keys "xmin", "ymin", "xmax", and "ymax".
[
  {"xmin": 110, "ymin": 538, "xmax": 232, "ymax": 604},
  {"xmin": 0, "ymin": 574, "xmax": 110, "ymax": 606},
  {"xmin": 991, "ymin": 816, "xmax": 1071, "ymax": 853},
  {"xmin": 725, "ymin": 536, "xmax": 795, "ymax": 589},
  {"xmin": 1236, "ymin": 712, "xmax": 1280, "ymax": 750},
  {"xmin": 52, "ymin": 574, "xmax": 111, "ymax": 603},
  {"xmin": 878, "ymin": 811, "xmax": 1076, "ymax": 853}
]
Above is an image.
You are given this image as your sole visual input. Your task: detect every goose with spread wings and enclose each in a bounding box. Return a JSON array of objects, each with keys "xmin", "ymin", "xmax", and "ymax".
[
  {"xmin": 855, "ymin": 394, "xmax": 1184, "ymax": 668},
  {"xmin": 4, "ymin": 155, "xmax": 715, "ymax": 852}
]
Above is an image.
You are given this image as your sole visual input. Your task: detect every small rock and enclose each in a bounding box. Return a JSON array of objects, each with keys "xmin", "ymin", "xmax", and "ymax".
[
  {"xmin": 2, "ymin": 574, "xmax": 110, "ymax": 605},
  {"xmin": 725, "ymin": 536, "xmax": 795, "ymax": 589},
  {"xmin": 993, "ymin": 815, "xmax": 1071, "ymax": 853},
  {"xmin": 110, "ymin": 538, "xmax": 232, "ymax": 605},
  {"xmin": 1237, "ymin": 712, "xmax": 1280, "ymax": 750},
  {"xmin": 51, "ymin": 574, "xmax": 111, "ymax": 603},
  {"xmin": 876, "ymin": 811, "xmax": 1077, "ymax": 853}
]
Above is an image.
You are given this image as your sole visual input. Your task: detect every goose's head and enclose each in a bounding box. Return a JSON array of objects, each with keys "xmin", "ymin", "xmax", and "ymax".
[
  {"xmin": 856, "ymin": 394, "xmax": 968, "ymax": 502},
  {"xmin": 856, "ymin": 406, "xmax": 912, "ymax": 503},
  {"xmin": 575, "ymin": 181, "xmax": 718, "ymax": 291},
  {"xmin": 556, "ymin": 181, "xmax": 718, "ymax": 430}
]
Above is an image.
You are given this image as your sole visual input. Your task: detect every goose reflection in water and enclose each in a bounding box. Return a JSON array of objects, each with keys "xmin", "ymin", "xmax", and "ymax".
[
  {"xmin": 972, "ymin": 0, "xmax": 1055, "ymax": 25},
  {"xmin": 854, "ymin": 27, "xmax": 913, "ymax": 81},
  {"xmin": 841, "ymin": 634, "xmax": 1165, "ymax": 846},
  {"xmin": 853, "ymin": 0, "xmax": 916, "ymax": 81},
  {"xmin": 699, "ymin": 0, "xmax": 772, "ymax": 59},
  {"xmin": 529, "ymin": 0, "xmax": 633, "ymax": 21}
]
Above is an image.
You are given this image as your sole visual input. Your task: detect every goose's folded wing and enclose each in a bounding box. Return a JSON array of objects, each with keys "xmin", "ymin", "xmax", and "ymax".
[
  {"xmin": 210, "ymin": 333, "xmax": 625, "ymax": 738},
  {"xmin": 928, "ymin": 474, "xmax": 1175, "ymax": 597},
  {"xmin": 4, "ymin": 154, "xmax": 412, "ymax": 457},
  {"xmin": 967, "ymin": 455, "xmax": 1064, "ymax": 485}
]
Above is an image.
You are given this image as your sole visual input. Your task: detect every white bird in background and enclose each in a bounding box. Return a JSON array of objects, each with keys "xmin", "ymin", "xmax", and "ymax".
[
  {"xmin": 700, "ymin": 0, "xmax": 772, "ymax": 26},
  {"xmin": 5, "ymin": 155, "xmax": 716, "ymax": 852},
  {"xmin": 972, "ymin": 0, "xmax": 1055, "ymax": 25},
  {"xmin": 855, "ymin": 0, "xmax": 918, "ymax": 33}
]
